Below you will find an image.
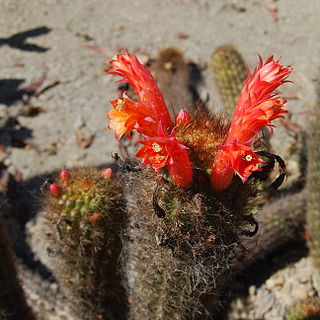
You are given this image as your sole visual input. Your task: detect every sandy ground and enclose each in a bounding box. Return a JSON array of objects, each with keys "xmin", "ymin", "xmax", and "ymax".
[
  {"xmin": 1, "ymin": 0, "xmax": 320, "ymax": 319},
  {"xmin": 1, "ymin": 0, "xmax": 319, "ymax": 179}
]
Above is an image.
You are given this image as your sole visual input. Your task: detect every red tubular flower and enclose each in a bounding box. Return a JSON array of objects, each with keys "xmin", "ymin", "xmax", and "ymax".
[
  {"xmin": 135, "ymin": 125, "xmax": 193, "ymax": 188},
  {"xmin": 211, "ymin": 56, "xmax": 292, "ymax": 191},
  {"xmin": 109, "ymin": 52, "xmax": 172, "ymax": 132},
  {"xmin": 108, "ymin": 51, "xmax": 193, "ymax": 188}
]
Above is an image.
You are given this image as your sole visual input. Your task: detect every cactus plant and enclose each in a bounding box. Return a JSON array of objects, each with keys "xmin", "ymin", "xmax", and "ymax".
[
  {"xmin": 107, "ymin": 51, "xmax": 292, "ymax": 318},
  {"xmin": 42, "ymin": 167, "xmax": 127, "ymax": 320},
  {"xmin": 307, "ymin": 85, "xmax": 320, "ymax": 267},
  {"xmin": 210, "ymin": 45, "xmax": 247, "ymax": 116},
  {"xmin": 286, "ymin": 297, "xmax": 320, "ymax": 320},
  {"xmin": 121, "ymin": 161, "xmax": 258, "ymax": 319},
  {"xmin": 150, "ymin": 47, "xmax": 203, "ymax": 115},
  {"xmin": 243, "ymin": 189, "xmax": 307, "ymax": 266}
]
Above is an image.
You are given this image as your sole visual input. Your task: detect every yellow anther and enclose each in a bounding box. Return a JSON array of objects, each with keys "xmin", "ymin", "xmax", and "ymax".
[
  {"xmin": 115, "ymin": 99, "xmax": 124, "ymax": 111},
  {"xmin": 152, "ymin": 143, "xmax": 162, "ymax": 153},
  {"xmin": 245, "ymin": 154, "xmax": 253, "ymax": 162}
]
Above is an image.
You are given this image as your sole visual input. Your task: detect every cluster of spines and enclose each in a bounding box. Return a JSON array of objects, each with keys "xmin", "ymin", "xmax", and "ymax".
[
  {"xmin": 307, "ymin": 83, "xmax": 320, "ymax": 266},
  {"xmin": 121, "ymin": 144, "xmax": 257, "ymax": 319},
  {"xmin": 43, "ymin": 167, "xmax": 127, "ymax": 320}
]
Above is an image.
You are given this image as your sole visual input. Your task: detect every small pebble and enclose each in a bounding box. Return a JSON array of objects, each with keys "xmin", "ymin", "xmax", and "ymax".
[
  {"xmin": 299, "ymin": 275, "xmax": 309, "ymax": 284},
  {"xmin": 265, "ymin": 278, "xmax": 275, "ymax": 290},
  {"xmin": 294, "ymin": 288, "xmax": 309, "ymax": 299},
  {"xmin": 249, "ymin": 285, "xmax": 256, "ymax": 296},
  {"xmin": 73, "ymin": 115, "xmax": 85, "ymax": 129},
  {"xmin": 274, "ymin": 277, "xmax": 284, "ymax": 287}
]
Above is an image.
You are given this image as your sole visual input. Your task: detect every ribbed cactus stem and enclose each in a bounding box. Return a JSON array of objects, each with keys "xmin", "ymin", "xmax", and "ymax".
[
  {"xmin": 243, "ymin": 189, "xmax": 306, "ymax": 266},
  {"xmin": 43, "ymin": 167, "xmax": 127, "ymax": 320},
  {"xmin": 211, "ymin": 45, "xmax": 247, "ymax": 116},
  {"xmin": 151, "ymin": 47, "xmax": 199, "ymax": 115},
  {"xmin": 307, "ymin": 98, "xmax": 320, "ymax": 266},
  {"xmin": 0, "ymin": 216, "xmax": 34, "ymax": 320},
  {"xmin": 121, "ymin": 165, "xmax": 257, "ymax": 319}
]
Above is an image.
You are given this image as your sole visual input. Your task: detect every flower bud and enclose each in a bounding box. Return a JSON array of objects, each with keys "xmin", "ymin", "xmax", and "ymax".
[
  {"xmin": 60, "ymin": 169, "xmax": 71, "ymax": 181},
  {"xmin": 102, "ymin": 168, "xmax": 113, "ymax": 179},
  {"xmin": 176, "ymin": 109, "xmax": 191, "ymax": 125},
  {"xmin": 49, "ymin": 183, "xmax": 60, "ymax": 196}
]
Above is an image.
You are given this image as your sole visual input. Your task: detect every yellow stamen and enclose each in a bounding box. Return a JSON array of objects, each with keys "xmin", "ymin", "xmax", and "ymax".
[
  {"xmin": 115, "ymin": 99, "xmax": 125, "ymax": 111},
  {"xmin": 152, "ymin": 143, "xmax": 162, "ymax": 153},
  {"xmin": 245, "ymin": 154, "xmax": 253, "ymax": 162}
]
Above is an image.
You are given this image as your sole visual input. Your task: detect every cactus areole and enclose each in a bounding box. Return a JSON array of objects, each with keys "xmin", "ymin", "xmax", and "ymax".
[{"xmin": 107, "ymin": 51, "xmax": 292, "ymax": 191}]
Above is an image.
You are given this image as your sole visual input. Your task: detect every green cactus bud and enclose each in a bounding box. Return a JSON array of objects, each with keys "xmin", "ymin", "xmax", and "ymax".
[
  {"xmin": 286, "ymin": 297, "xmax": 320, "ymax": 320},
  {"xmin": 43, "ymin": 167, "xmax": 127, "ymax": 320},
  {"xmin": 211, "ymin": 45, "xmax": 247, "ymax": 116},
  {"xmin": 0, "ymin": 215, "xmax": 34, "ymax": 320}
]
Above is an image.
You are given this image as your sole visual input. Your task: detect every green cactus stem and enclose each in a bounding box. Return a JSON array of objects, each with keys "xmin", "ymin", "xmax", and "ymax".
[
  {"xmin": 211, "ymin": 45, "xmax": 247, "ymax": 116},
  {"xmin": 0, "ymin": 215, "xmax": 34, "ymax": 320},
  {"xmin": 43, "ymin": 167, "xmax": 127, "ymax": 320},
  {"xmin": 307, "ymin": 91, "xmax": 320, "ymax": 267}
]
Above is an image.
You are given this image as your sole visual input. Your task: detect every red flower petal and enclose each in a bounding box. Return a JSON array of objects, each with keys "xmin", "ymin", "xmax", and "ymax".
[
  {"xmin": 135, "ymin": 131, "xmax": 192, "ymax": 188},
  {"xmin": 211, "ymin": 56, "xmax": 292, "ymax": 191},
  {"xmin": 109, "ymin": 51, "xmax": 172, "ymax": 132},
  {"xmin": 107, "ymin": 96, "xmax": 140, "ymax": 139}
]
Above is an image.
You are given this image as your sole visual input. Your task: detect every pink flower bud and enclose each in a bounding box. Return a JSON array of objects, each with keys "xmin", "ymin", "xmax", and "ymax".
[
  {"xmin": 49, "ymin": 183, "xmax": 60, "ymax": 196},
  {"xmin": 176, "ymin": 109, "xmax": 191, "ymax": 125},
  {"xmin": 102, "ymin": 168, "xmax": 113, "ymax": 179},
  {"xmin": 60, "ymin": 169, "xmax": 70, "ymax": 180}
]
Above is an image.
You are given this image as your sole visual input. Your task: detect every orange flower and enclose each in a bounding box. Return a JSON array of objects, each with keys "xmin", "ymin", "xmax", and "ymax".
[
  {"xmin": 109, "ymin": 51, "xmax": 172, "ymax": 132},
  {"xmin": 135, "ymin": 125, "xmax": 193, "ymax": 188},
  {"xmin": 211, "ymin": 56, "xmax": 292, "ymax": 191},
  {"xmin": 108, "ymin": 94, "xmax": 158, "ymax": 139},
  {"xmin": 108, "ymin": 95, "xmax": 141, "ymax": 139}
]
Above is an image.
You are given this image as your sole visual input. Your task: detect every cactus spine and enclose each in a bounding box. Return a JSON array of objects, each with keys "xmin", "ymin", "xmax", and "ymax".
[
  {"xmin": 307, "ymin": 86, "xmax": 320, "ymax": 266},
  {"xmin": 43, "ymin": 167, "xmax": 127, "ymax": 320},
  {"xmin": 211, "ymin": 45, "xmax": 247, "ymax": 116},
  {"xmin": 120, "ymin": 113, "xmax": 260, "ymax": 319}
]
